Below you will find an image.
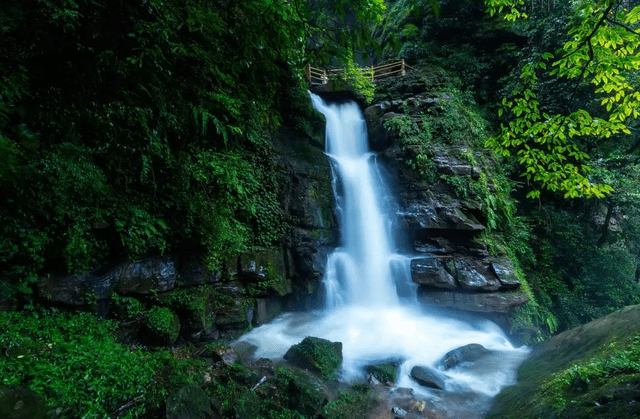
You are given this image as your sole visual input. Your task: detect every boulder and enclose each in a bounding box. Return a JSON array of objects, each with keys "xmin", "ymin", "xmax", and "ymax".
[
  {"xmin": 253, "ymin": 298, "xmax": 282, "ymax": 326},
  {"xmin": 215, "ymin": 300, "xmax": 253, "ymax": 330},
  {"xmin": 401, "ymin": 200, "xmax": 485, "ymax": 231},
  {"xmin": 410, "ymin": 258, "xmax": 457, "ymax": 289},
  {"xmin": 165, "ymin": 385, "xmax": 212, "ymax": 419},
  {"xmin": 284, "ymin": 336, "xmax": 342, "ymax": 378},
  {"xmin": 441, "ymin": 344, "xmax": 491, "ymax": 370},
  {"xmin": 365, "ymin": 362, "xmax": 399, "ymax": 384},
  {"xmin": 37, "ymin": 264, "xmax": 118, "ymax": 305},
  {"xmin": 410, "ymin": 365, "xmax": 448, "ymax": 389},
  {"xmin": 177, "ymin": 258, "xmax": 219, "ymax": 287},
  {"xmin": 275, "ymin": 368, "xmax": 329, "ymax": 417},
  {"xmin": 143, "ymin": 306, "xmax": 181, "ymax": 346}
]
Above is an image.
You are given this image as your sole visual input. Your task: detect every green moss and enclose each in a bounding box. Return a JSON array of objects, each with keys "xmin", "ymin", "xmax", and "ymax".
[
  {"xmin": 538, "ymin": 335, "xmax": 640, "ymax": 412},
  {"xmin": 284, "ymin": 337, "xmax": 343, "ymax": 378},
  {"xmin": 365, "ymin": 362, "xmax": 398, "ymax": 383},
  {"xmin": 274, "ymin": 367, "xmax": 328, "ymax": 417},
  {"xmin": 110, "ymin": 294, "xmax": 145, "ymax": 319},
  {"xmin": 146, "ymin": 306, "xmax": 180, "ymax": 344},
  {"xmin": 323, "ymin": 383, "xmax": 378, "ymax": 419}
]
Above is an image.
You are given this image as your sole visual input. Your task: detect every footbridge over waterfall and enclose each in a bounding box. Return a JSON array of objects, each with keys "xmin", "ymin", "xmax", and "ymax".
[{"xmin": 305, "ymin": 60, "xmax": 409, "ymax": 90}]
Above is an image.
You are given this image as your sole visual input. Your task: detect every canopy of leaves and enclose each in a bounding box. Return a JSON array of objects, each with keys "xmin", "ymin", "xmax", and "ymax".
[{"xmin": 485, "ymin": 0, "xmax": 640, "ymax": 199}]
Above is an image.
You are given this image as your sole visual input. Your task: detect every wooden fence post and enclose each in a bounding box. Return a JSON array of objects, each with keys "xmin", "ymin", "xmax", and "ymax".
[{"xmin": 401, "ymin": 59, "xmax": 406, "ymax": 76}]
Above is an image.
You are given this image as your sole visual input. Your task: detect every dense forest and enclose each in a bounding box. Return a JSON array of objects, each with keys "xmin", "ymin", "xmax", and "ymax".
[{"xmin": 1, "ymin": 0, "xmax": 640, "ymax": 418}]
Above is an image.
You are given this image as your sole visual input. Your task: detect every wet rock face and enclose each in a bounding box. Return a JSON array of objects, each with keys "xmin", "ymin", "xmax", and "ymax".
[
  {"xmin": 417, "ymin": 289, "xmax": 529, "ymax": 314},
  {"xmin": 410, "ymin": 365, "xmax": 448, "ymax": 389},
  {"xmin": 410, "ymin": 258, "xmax": 456, "ymax": 289}
]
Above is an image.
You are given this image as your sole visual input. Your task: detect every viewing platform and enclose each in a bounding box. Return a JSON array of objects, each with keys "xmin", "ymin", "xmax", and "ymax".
[{"xmin": 305, "ymin": 60, "xmax": 409, "ymax": 87}]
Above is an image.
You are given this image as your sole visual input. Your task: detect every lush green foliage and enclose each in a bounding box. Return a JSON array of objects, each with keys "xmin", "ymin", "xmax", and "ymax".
[
  {"xmin": 0, "ymin": 309, "xmax": 206, "ymax": 418},
  {"xmin": 0, "ymin": 0, "xmax": 387, "ymax": 297},
  {"xmin": 486, "ymin": 0, "xmax": 640, "ymax": 199},
  {"xmin": 375, "ymin": 0, "xmax": 640, "ymax": 340}
]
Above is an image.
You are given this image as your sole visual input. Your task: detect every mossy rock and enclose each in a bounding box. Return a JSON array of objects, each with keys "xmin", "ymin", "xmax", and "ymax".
[
  {"xmin": 110, "ymin": 294, "xmax": 145, "ymax": 320},
  {"xmin": 234, "ymin": 387, "xmax": 261, "ymax": 419},
  {"xmin": 166, "ymin": 384, "xmax": 212, "ymax": 419},
  {"xmin": 144, "ymin": 306, "xmax": 180, "ymax": 345},
  {"xmin": 284, "ymin": 337, "xmax": 343, "ymax": 378},
  {"xmin": 275, "ymin": 367, "xmax": 330, "ymax": 417},
  {"xmin": 365, "ymin": 362, "xmax": 398, "ymax": 384},
  {"xmin": 488, "ymin": 305, "xmax": 640, "ymax": 419}
]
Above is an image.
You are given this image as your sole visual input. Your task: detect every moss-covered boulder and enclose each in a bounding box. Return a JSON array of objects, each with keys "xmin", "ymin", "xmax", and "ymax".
[
  {"xmin": 144, "ymin": 306, "xmax": 180, "ymax": 345},
  {"xmin": 275, "ymin": 367, "xmax": 330, "ymax": 417},
  {"xmin": 488, "ymin": 305, "xmax": 640, "ymax": 419},
  {"xmin": 166, "ymin": 385, "xmax": 212, "ymax": 419},
  {"xmin": 234, "ymin": 387, "xmax": 261, "ymax": 419},
  {"xmin": 365, "ymin": 362, "xmax": 399, "ymax": 384},
  {"xmin": 284, "ymin": 337, "xmax": 342, "ymax": 378}
]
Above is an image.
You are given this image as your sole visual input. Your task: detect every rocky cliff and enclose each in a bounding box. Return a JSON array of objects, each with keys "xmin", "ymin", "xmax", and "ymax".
[{"xmin": 364, "ymin": 69, "xmax": 530, "ymax": 324}]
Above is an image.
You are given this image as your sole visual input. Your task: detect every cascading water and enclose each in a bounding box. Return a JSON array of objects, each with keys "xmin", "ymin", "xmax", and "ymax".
[{"xmin": 238, "ymin": 93, "xmax": 528, "ymax": 410}]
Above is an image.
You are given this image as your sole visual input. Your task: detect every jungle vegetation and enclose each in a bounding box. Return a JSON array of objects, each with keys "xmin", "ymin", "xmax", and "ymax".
[{"xmin": 1, "ymin": 0, "xmax": 640, "ymax": 416}]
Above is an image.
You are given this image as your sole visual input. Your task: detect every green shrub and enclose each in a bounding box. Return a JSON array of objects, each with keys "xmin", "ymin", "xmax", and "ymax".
[
  {"xmin": 110, "ymin": 294, "xmax": 145, "ymax": 319},
  {"xmin": 0, "ymin": 310, "xmax": 165, "ymax": 418}
]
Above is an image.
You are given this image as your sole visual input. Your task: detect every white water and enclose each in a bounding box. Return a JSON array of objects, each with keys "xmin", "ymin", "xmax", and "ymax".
[{"xmin": 237, "ymin": 93, "xmax": 528, "ymax": 398}]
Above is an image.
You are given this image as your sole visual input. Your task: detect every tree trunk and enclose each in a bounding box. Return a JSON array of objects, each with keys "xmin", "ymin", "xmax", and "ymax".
[{"xmin": 597, "ymin": 199, "xmax": 615, "ymax": 247}]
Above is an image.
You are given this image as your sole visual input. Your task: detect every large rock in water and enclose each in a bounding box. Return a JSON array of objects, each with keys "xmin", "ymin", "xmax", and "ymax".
[
  {"xmin": 284, "ymin": 336, "xmax": 342, "ymax": 378},
  {"xmin": 487, "ymin": 305, "xmax": 640, "ymax": 419},
  {"xmin": 441, "ymin": 344, "xmax": 491, "ymax": 370},
  {"xmin": 410, "ymin": 365, "xmax": 448, "ymax": 389}
]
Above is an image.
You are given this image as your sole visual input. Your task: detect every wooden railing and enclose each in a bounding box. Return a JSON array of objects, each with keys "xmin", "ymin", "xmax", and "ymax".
[{"xmin": 306, "ymin": 60, "xmax": 408, "ymax": 85}]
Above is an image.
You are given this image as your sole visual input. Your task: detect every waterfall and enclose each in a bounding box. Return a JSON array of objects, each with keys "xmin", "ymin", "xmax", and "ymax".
[
  {"xmin": 237, "ymin": 93, "xmax": 528, "ymax": 401},
  {"xmin": 310, "ymin": 95, "xmax": 399, "ymax": 309}
]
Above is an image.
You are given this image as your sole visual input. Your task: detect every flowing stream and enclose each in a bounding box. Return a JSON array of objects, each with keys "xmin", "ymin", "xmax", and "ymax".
[{"xmin": 238, "ymin": 94, "xmax": 528, "ymax": 407}]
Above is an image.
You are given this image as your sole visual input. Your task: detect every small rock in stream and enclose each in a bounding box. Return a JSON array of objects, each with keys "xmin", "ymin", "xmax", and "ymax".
[{"xmin": 392, "ymin": 406, "xmax": 408, "ymax": 417}]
